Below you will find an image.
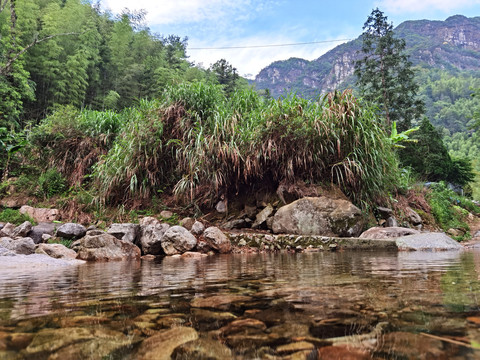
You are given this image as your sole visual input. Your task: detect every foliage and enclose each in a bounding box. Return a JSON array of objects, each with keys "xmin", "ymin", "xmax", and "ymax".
[
  {"xmin": 93, "ymin": 82, "xmax": 399, "ymax": 209},
  {"xmin": 0, "ymin": 127, "xmax": 27, "ymax": 180},
  {"xmin": 427, "ymin": 182, "xmax": 476, "ymax": 240},
  {"xmin": 208, "ymin": 59, "xmax": 240, "ymax": 96},
  {"xmin": 37, "ymin": 168, "xmax": 67, "ymax": 199},
  {"xmin": 400, "ymin": 118, "xmax": 475, "ymax": 186},
  {"xmin": 0, "ymin": 208, "xmax": 35, "ymax": 225},
  {"xmin": 388, "ymin": 121, "xmax": 418, "ymax": 148},
  {"xmin": 355, "ymin": 9, "xmax": 424, "ymax": 131}
]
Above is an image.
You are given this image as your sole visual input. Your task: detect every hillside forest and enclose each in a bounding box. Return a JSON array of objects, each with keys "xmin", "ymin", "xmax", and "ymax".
[{"xmin": 1, "ymin": 1, "xmax": 480, "ymax": 239}]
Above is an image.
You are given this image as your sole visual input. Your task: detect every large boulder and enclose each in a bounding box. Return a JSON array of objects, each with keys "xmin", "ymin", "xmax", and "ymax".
[
  {"xmin": 405, "ymin": 207, "xmax": 422, "ymax": 226},
  {"xmin": 0, "ymin": 237, "xmax": 36, "ymax": 255},
  {"xmin": 202, "ymin": 227, "xmax": 232, "ymax": 254},
  {"xmin": 138, "ymin": 223, "xmax": 170, "ymax": 255},
  {"xmin": 271, "ymin": 196, "xmax": 363, "ymax": 237},
  {"xmin": 360, "ymin": 227, "xmax": 420, "ymax": 239},
  {"xmin": 35, "ymin": 243, "xmax": 77, "ymax": 260},
  {"xmin": 72, "ymin": 232, "xmax": 141, "ymax": 261},
  {"xmin": 161, "ymin": 226, "xmax": 197, "ymax": 255},
  {"xmin": 28, "ymin": 222, "xmax": 57, "ymax": 244},
  {"xmin": 107, "ymin": 223, "xmax": 140, "ymax": 243},
  {"xmin": 56, "ymin": 223, "xmax": 87, "ymax": 240},
  {"xmin": 19, "ymin": 205, "xmax": 60, "ymax": 223},
  {"xmin": 395, "ymin": 233, "xmax": 463, "ymax": 251}
]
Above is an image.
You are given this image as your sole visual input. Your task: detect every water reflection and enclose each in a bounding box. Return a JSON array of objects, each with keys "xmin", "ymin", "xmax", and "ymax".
[{"xmin": 0, "ymin": 250, "xmax": 479, "ymax": 359}]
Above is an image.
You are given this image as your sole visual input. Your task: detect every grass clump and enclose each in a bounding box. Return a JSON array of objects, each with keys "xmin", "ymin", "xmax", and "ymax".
[
  {"xmin": 0, "ymin": 209, "xmax": 36, "ymax": 225},
  {"xmin": 92, "ymin": 82, "xmax": 399, "ymax": 209},
  {"xmin": 37, "ymin": 169, "xmax": 67, "ymax": 199},
  {"xmin": 47, "ymin": 238, "xmax": 73, "ymax": 248}
]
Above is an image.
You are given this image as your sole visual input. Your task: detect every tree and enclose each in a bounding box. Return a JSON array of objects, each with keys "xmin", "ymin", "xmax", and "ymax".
[
  {"xmin": 400, "ymin": 117, "xmax": 474, "ymax": 185},
  {"xmin": 354, "ymin": 8, "xmax": 424, "ymax": 131},
  {"xmin": 209, "ymin": 59, "xmax": 239, "ymax": 95}
]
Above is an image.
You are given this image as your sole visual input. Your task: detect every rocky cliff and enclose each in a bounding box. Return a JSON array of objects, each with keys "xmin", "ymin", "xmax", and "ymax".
[{"xmin": 255, "ymin": 15, "xmax": 480, "ymax": 98}]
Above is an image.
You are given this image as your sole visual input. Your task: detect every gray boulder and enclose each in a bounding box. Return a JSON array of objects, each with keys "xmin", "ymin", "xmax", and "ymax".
[
  {"xmin": 107, "ymin": 223, "xmax": 140, "ymax": 243},
  {"xmin": 252, "ymin": 204, "xmax": 274, "ymax": 229},
  {"xmin": 202, "ymin": 227, "xmax": 231, "ymax": 254},
  {"xmin": 56, "ymin": 223, "xmax": 87, "ymax": 239},
  {"xmin": 191, "ymin": 221, "xmax": 205, "ymax": 236},
  {"xmin": 72, "ymin": 232, "xmax": 141, "ymax": 261},
  {"xmin": 12, "ymin": 221, "xmax": 33, "ymax": 238},
  {"xmin": 139, "ymin": 223, "xmax": 170, "ymax": 255},
  {"xmin": 271, "ymin": 196, "xmax": 363, "ymax": 237},
  {"xmin": 0, "ymin": 247, "xmax": 15, "ymax": 256},
  {"xmin": 360, "ymin": 226, "xmax": 420, "ymax": 239},
  {"xmin": 36, "ymin": 243, "xmax": 77, "ymax": 260},
  {"xmin": 395, "ymin": 233, "xmax": 463, "ymax": 251},
  {"xmin": 406, "ymin": 207, "xmax": 422, "ymax": 225},
  {"xmin": 0, "ymin": 223, "xmax": 15, "ymax": 237},
  {"xmin": 28, "ymin": 222, "xmax": 57, "ymax": 244},
  {"xmin": 161, "ymin": 226, "xmax": 197, "ymax": 255},
  {"xmin": 0, "ymin": 237, "xmax": 36, "ymax": 255}
]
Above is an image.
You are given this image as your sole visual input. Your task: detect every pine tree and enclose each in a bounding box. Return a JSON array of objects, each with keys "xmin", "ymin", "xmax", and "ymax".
[{"xmin": 354, "ymin": 8, "xmax": 424, "ymax": 131}]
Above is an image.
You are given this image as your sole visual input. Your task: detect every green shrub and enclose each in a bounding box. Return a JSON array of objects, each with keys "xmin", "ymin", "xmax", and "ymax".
[
  {"xmin": 0, "ymin": 209, "xmax": 36, "ymax": 225},
  {"xmin": 427, "ymin": 182, "xmax": 472, "ymax": 240},
  {"xmin": 37, "ymin": 169, "xmax": 67, "ymax": 199}
]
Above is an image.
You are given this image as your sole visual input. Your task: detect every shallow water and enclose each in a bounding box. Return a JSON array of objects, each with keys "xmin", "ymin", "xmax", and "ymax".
[{"xmin": 1, "ymin": 250, "xmax": 480, "ymax": 359}]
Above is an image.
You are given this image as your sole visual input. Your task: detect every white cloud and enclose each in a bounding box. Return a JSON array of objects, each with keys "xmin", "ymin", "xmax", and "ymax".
[
  {"xmin": 188, "ymin": 35, "xmax": 348, "ymax": 78},
  {"xmin": 377, "ymin": 0, "xmax": 480, "ymax": 14}
]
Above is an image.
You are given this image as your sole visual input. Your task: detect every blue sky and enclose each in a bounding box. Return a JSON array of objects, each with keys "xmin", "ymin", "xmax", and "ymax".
[{"xmin": 102, "ymin": 0, "xmax": 480, "ymax": 78}]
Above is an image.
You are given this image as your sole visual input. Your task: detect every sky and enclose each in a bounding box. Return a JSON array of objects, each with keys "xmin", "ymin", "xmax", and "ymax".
[{"xmin": 101, "ymin": 0, "xmax": 480, "ymax": 79}]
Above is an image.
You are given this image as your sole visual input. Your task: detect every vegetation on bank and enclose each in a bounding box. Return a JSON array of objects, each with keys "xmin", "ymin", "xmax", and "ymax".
[{"xmin": 5, "ymin": 83, "xmax": 398, "ymax": 211}]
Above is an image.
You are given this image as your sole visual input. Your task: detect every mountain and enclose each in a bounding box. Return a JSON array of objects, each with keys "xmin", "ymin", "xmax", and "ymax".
[{"xmin": 254, "ymin": 15, "xmax": 480, "ymax": 99}]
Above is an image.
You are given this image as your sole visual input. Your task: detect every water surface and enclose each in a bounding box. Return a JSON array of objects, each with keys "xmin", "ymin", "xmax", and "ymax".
[{"xmin": 1, "ymin": 250, "xmax": 479, "ymax": 359}]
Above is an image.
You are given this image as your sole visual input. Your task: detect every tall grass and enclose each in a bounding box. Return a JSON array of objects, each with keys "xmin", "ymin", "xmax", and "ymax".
[{"xmin": 91, "ymin": 82, "xmax": 399, "ymax": 208}]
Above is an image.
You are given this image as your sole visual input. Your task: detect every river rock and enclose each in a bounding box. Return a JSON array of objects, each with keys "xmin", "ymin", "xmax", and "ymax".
[
  {"xmin": 0, "ymin": 223, "xmax": 15, "ymax": 237},
  {"xmin": 138, "ymin": 223, "xmax": 170, "ymax": 255},
  {"xmin": 28, "ymin": 222, "xmax": 57, "ymax": 244},
  {"xmin": 202, "ymin": 226, "xmax": 231, "ymax": 253},
  {"xmin": 0, "ymin": 237, "xmax": 35, "ymax": 255},
  {"xmin": 0, "ymin": 246, "xmax": 15, "ymax": 256},
  {"xmin": 360, "ymin": 227, "xmax": 420, "ymax": 239},
  {"xmin": 223, "ymin": 218, "xmax": 248, "ymax": 230},
  {"xmin": 377, "ymin": 331, "xmax": 444, "ymax": 359},
  {"xmin": 406, "ymin": 207, "xmax": 422, "ymax": 225},
  {"xmin": 252, "ymin": 204, "xmax": 274, "ymax": 229},
  {"xmin": 219, "ymin": 318, "xmax": 267, "ymax": 336},
  {"xmin": 190, "ymin": 221, "xmax": 205, "ymax": 236},
  {"xmin": 56, "ymin": 223, "xmax": 87, "ymax": 240},
  {"xmin": 72, "ymin": 232, "xmax": 141, "ymax": 261},
  {"xmin": 395, "ymin": 232, "xmax": 463, "ymax": 251},
  {"xmin": 317, "ymin": 345, "xmax": 371, "ymax": 360},
  {"xmin": 385, "ymin": 216, "xmax": 398, "ymax": 227},
  {"xmin": 179, "ymin": 217, "xmax": 195, "ymax": 230},
  {"xmin": 161, "ymin": 226, "xmax": 197, "ymax": 255},
  {"xmin": 19, "ymin": 205, "xmax": 59, "ymax": 222},
  {"xmin": 23, "ymin": 327, "xmax": 129, "ymax": 358},
  {"xmin": 272, "ymin": 196, "xmax": 363, "ymax": 237},
  {"xmin": 172, "ymin": 338, "xmax": 232, "ymax": 360},
  {"xmin": 107, "ymin": 223, "xmax": 140, "ymax": 243},
  {"xmin": 35, "ymin": 243, "xmax": 77, "ymax": 259},
  {"xmin": 11, "ymin": 221, "xmax": 33, "ymax": 238},
  {"xmin": 191, "ymin": 295, "xmax": 252, "ymax": 310},
  {"xmin": 136, "ymin": 327, "xmax": 198, "ymax": 360}
]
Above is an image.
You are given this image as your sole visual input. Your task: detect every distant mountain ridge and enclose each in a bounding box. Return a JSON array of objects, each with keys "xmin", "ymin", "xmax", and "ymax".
[{"xmin": 254, "ymin": 15, "xmax": 480, "ymax": 99}]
